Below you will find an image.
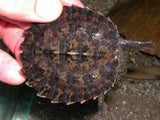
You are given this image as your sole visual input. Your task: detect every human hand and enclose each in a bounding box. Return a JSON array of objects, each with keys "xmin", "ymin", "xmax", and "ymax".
[{"xmin": 0, "ymin": 0, "xmax": 84, "ymax": 85}]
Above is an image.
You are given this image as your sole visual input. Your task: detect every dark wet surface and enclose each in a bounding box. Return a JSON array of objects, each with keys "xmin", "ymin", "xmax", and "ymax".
[
  {"xmin": 0, "ymin": 0, "xmax": 160, "ymax": 120},
  {"xmin": 27, "ymin": 0, "xmax": 160, "ymax": 119},
  {"xmin": 108, "ymin": 0, "xmax": 160, "ymax": 56},
  {"xmin": 81, "ymin": 0, "xmax": 118, "ymax": 15}
]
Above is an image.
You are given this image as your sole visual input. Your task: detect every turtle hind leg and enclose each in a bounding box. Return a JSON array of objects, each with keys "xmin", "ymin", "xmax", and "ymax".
[
  {"xmin": 98, "ymin": 93, "xmax": 107, "ymax": 116},
  {"xmin": 91, "ymin": 94, "xmax": 107, "ymax": 120}
]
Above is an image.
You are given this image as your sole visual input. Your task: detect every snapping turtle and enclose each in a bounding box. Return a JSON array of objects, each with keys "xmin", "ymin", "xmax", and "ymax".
[{"xmin": 20, "ymin": 6, "xmax": 153, "ymax": 107}]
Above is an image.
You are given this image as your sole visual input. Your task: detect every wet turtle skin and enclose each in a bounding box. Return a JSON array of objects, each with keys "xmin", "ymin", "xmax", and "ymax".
[{"xmin": 20, "ymin": 6, "xmax": 119, "ymax": 105}]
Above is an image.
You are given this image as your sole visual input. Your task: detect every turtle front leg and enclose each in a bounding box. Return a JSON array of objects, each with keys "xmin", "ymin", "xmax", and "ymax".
[{"xmin": 98, "ymin": 93, "xmax": 107, "ymax": 116}]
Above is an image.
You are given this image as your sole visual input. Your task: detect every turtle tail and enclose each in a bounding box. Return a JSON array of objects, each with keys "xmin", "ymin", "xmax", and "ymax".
[{"xmin": 119, "ymin": 39, "xmax": 154, "ymax": 50}]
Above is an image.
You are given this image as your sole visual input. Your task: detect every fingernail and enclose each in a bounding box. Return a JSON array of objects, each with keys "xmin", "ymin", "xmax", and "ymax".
[{"xmin": 36, "ymin": 0, "xmax": 62, "ymax": 21}]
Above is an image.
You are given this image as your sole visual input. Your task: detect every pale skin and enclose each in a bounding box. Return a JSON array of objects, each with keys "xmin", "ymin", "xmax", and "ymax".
[{"xmin": 0, "ymin": 0, "xmax": 84, "ymax": 85}]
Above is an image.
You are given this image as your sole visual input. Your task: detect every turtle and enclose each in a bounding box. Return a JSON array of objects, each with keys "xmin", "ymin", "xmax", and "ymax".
[{"xmin": 20, "ymin": 6, "xmax": 153, "ymax": 111}]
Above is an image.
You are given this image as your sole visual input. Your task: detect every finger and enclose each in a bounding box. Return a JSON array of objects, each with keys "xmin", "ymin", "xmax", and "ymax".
[
  {"xmin": 0, "ymin": 17, "xmax": 31, "ymax": 29},
  {"xmin": 0, "ymin": 49, "xmax": 25, "ymax": 85},
  {"xmin": 0, "ymin": 20, "xmax": 6, "ymax": 37},
  {"xmin": 62, "ymin": 0, "xmax": 84, "ymax": 8},
  {"xmin": 0, "ymin": 0, "xmax": 63, "ymax": 22},
  {"xmin": 1, "ymin": 23, "xmax": 25, "ymax": 53},
  {"xmin": 0, "ymin": 21, "xmax": 27, "ymax": 64}
]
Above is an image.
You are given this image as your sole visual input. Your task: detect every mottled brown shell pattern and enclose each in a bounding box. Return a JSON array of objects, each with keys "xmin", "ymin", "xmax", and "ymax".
[{"xmin": 20, "ymin": 6, "xmax": 119, "ymax": 104}]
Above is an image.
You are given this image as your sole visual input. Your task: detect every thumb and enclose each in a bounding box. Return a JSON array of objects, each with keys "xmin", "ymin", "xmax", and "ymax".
[
  {"xmin": 0, "ymin": 49, "xmax": 25, "ymax": 85},
  {"xmin": 0, "ymin": 0, "xmax": 63, "ymax": 22}
]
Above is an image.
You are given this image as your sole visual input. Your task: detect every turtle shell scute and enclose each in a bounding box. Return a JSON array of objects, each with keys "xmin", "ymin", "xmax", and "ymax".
[{"xmin": 20, "ymin": 6, "xmax": 119, "ymax": 104}]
